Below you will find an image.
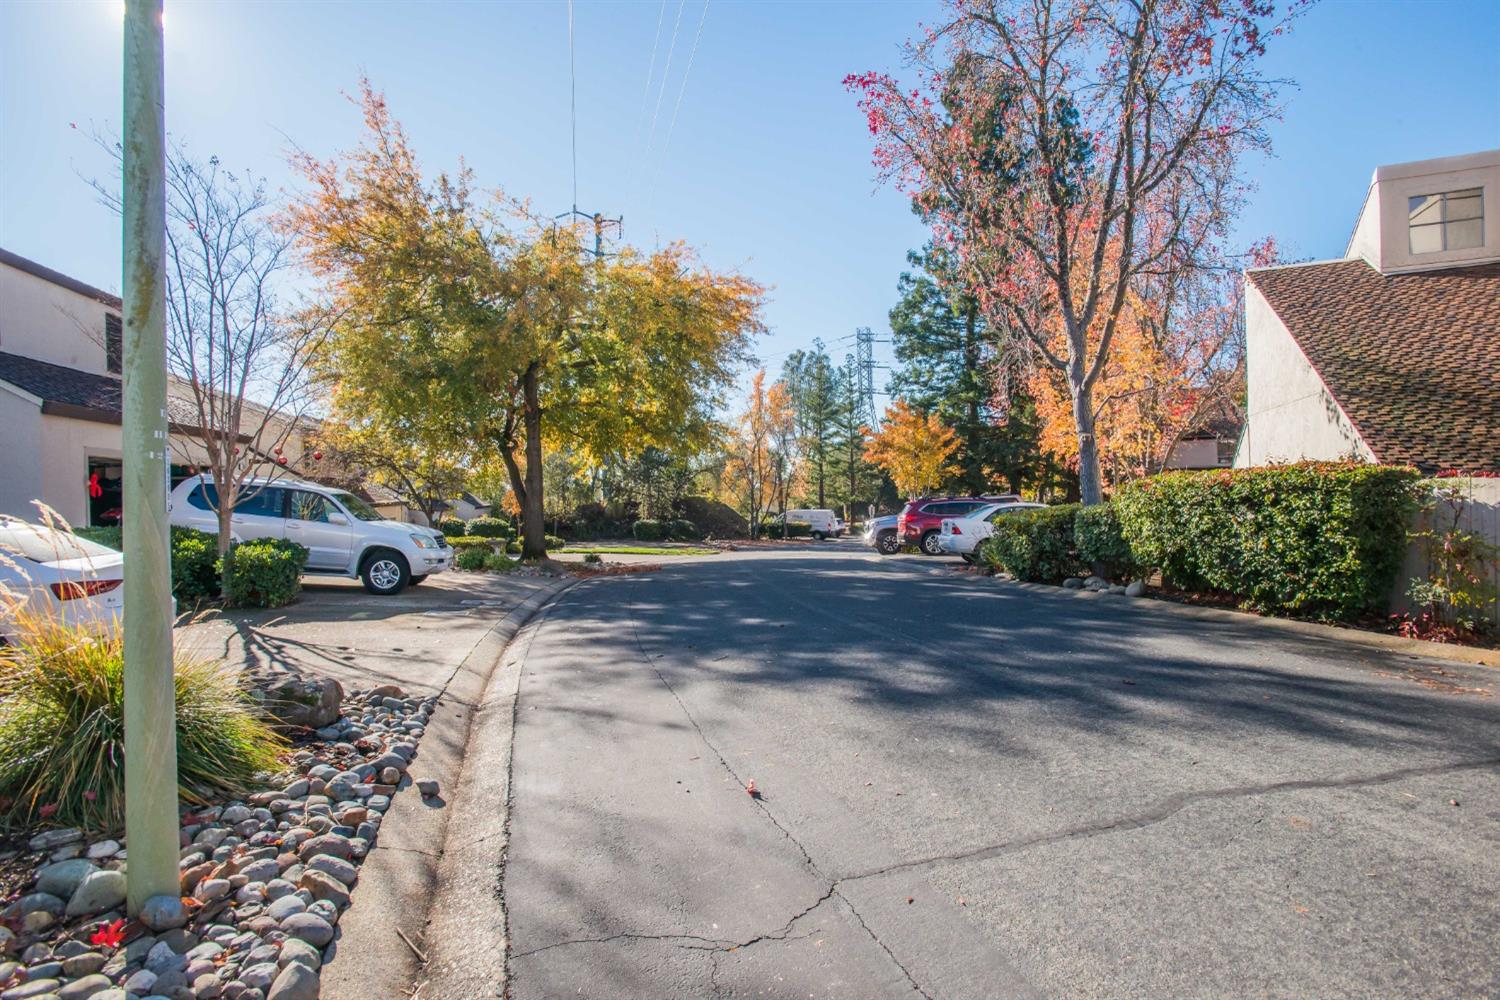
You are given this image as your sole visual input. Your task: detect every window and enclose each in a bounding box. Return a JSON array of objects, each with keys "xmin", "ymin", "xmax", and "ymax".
[
  {"xmin": 235, "ymin": 487, "xmax": 285, "ymax": 518},
  {"xmin": 1409, "ymin": 188, "xmax": 1484, "ymax": 253},
  {"xmin": 289, "ymin": 490, "xmax": 336, "ymax": 523},
  {"xmin": 332, "ymin": 492, "xmax": 384, "ymax": 522},
  {"xmin": 105, "ymin": 314, "xmax": 122, "ymax": 375}
]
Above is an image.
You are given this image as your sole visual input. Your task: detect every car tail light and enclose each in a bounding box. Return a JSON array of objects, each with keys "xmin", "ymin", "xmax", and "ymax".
[
  {"xmin": 50, "ymin": 579, "xmax": 122, "ymax": 600},
  {"xmin": 949, "ymin": 523, "xmax": 961, "ymax": 534}
]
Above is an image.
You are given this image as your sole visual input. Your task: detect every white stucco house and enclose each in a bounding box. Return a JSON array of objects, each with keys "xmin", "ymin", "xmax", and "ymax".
[
  {"xmin": 0, "ymin": 248, "xmax": 321, "ymax": 527},
  {"xmin": 1236, "ymin": 150, "xmax": 1500, "ymax": 475}
]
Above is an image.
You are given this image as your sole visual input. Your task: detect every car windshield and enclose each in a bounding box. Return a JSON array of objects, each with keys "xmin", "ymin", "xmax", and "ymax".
[
  {"xmin": 0, "ymin": 525, "xmax": 118, "ymax": 563},
  {"xmin": 332, "ymin": 492, "xmax": 384, "ymax": 522}
]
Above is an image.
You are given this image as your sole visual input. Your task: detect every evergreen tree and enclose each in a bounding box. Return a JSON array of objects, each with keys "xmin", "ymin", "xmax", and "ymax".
[
  {"xmin": 780, "ymin": 342, "xmax": 841, "ymax": 507},
  {"xmin": 828, "ymin": 357, "xmax": 881, "ymax": 518},
  {"xmin": 887, "ymin": 245, "xmax": 1045, "ymax": 494}
]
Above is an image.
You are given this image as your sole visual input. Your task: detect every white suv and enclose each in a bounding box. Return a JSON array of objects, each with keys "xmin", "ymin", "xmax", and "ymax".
[{"xmin": 168, "ymin": 476, "xmax": 451, "ymax": 595}]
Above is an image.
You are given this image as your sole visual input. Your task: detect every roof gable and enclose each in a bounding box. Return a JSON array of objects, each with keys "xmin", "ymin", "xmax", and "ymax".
[{"xmin": 1248, "ymin": 259, "xmax": 1500, "ymax": 473}]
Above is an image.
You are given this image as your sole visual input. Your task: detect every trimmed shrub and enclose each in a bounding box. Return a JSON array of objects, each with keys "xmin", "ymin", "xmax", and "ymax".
[
  {"xmin": 1073, "ymin": 504, "xmax": 1138, "ymax": 581},
  {"xmin": 633, "ymin": 519, "xmax": 665, "ymax": 542},
  {"xmin": 455, "ymin": 547, "xmax": 490, "ymax": 571},
  {"xmin": 446, "ymin": 536, "xmax": 498, "ymax": 551},
  {"xmin": 667, "ymin": 519, "xmax": 700, "ymax": 541},
  {"xmin": 1113, "ymin": 462, "xmax": 1420, "ymax": 618},
  {"xmin": 222, "ymin": 538, "xmax": 308, "ymax": 608},
  {"xmin": 979, "ymin": 504, "xmax": 1084, "ymax": 582},
  {"xmin": 544, "ymin": 534, "xmax": 565, "ymax": 550},
  {"xmin": 0, "ymin": 614, "xmax": 285, "ymax": 828},
  {"xmin": 171, "ymin": 526, "xmax": 221, "ymax": 602},
  {"xmin": 764, "ymin": 519, "xmax": 813, "ymax": 539},
  {"xmin": 583, "ymin": 552, "xmax": 602, "ymax": 564},
  {"xmin": 467, "ymin": 517, "xmax": 512, "ymax": 539},
  {"xmin": 483, "ymin": 553, "xmax": 518, "ymax": 572},
  {"xmin": 673, "ymin": 496, "xmax": 749, "ymax": 539},
  {"xmin": 437, "ymin": 518, "xmax": 467, "ymax": 537},
  {"xmin": 505, "ymin": 540, "xmax": 522, "ymax": 554}
]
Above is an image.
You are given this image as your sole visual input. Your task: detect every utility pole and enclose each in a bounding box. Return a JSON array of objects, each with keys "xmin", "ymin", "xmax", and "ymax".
[
  {"xmin": 122, "ymin": 0, "xmax": 180, "ymax": 916},
  {"xmin": 555, "ymin": 206, "xmax": 622, "ymax": 261}
]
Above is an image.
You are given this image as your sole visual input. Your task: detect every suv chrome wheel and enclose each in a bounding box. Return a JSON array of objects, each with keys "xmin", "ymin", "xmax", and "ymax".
[
  {"xmin": 361, "ymin": 550, "xmax": 410, "ymax": 595},
  {"xmin": 877, "ymin": 531, "xmax": 900, "ymax": 555},
  {"xmin": 920, "ymin": 531, "xmax": 943, "ymax": 556}
]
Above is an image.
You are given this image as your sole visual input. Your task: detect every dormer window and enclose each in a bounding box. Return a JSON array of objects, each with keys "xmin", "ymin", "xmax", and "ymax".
[{"xmin": 1408, "ymin": 188, "xmax": 1483, "ymax": 253}]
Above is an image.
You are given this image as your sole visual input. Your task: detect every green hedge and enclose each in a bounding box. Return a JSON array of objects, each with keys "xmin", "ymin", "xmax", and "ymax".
[
  {"xmin": 170, "ymin": 527, "xmax": 221, "ymax": 601},
  {"xmin": 633, "ymin": 520, "xmax": 665, "ymax": 542},
  {"xmin": 1073, "ymin": 504, "xmax": 1139, "ymax": 581},
  {"xmin": 455, "ymin": 547, "xmax": 490, "ymax": 571},
  {"xmin": 222, "ymin": 538, "xmax": 308, "ymax": 608},
  {"xmin": 73, "ymin": 526, "xmax": 122, "ymax": 550},
  {"xmin": 667, "ymin": 519, "xmax": 700, "ymax": 541},
  {"xmin": 763, "ymin": 519, "xmax": 812, "ymax": 539},
  {"xmin": 437, "ymin": 518, "xmax": 467, "ymax": 537},
  {"xmin": 446, "ymin": 536, "xmax": 498, "ymax": 551},
  {"xmin": 467, "ymin": 517, "xmax": 513, "ymax": 539},
  {"xmin": 544, "ymin": 534, "xmax": 565, "ymax": 550},
  {"xmin": 1113, "ymin": 463, "xmax": 1420, "ymax": 618},
  {"xmin": 979, "ymin": 504, "xmax": 1083, "ymax": 582}
]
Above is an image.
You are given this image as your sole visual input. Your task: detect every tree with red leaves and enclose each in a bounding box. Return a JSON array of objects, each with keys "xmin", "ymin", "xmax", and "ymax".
[{"xmin": 848, "ymin": 0, "xmax": 1304, "ymax": 504}]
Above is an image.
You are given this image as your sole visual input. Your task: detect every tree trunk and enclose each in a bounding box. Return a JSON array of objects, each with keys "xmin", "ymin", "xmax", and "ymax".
[
  {"xmin": 1069, "ymin": 372, "xmax": 1104, "ymax": 506},
  {"xmin": 217, "ymin": 492, "xmax": 235, "ymax": 598},
  {"xmin": 520, "ymin": 365, "xmax": 547, "ymax": 560}
]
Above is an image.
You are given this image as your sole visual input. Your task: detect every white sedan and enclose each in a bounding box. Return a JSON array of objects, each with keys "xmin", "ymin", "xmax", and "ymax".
[
  {"xmin": 0, "ymin": 518, "xmax": 125, "ymax": 640},
  {"xmin": 936, "ymin": 502, "xmax": 1048, "ymax": 562}
]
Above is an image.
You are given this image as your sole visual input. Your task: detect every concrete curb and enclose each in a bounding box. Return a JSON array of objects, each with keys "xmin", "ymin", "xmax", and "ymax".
[
  {"xmin": 985, "ymin": 574, "xmax": 1500, "ymax": 670},
  {"xmin": 322, "ymin": 578, "xmax": 578, "ymax": 1000},
  {"xmin": 414, "ymin": 578, "xmax": 582, "ymax": 999}
]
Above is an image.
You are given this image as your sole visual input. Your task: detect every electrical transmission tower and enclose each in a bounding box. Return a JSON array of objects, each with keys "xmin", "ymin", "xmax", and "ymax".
[
  {"xmin": 854, "ymin": 327, "xmax": 884, "ymax": 430},
  {"xmin": 555, "ymin": 207, "xmax": 623, "ymax": 260}
]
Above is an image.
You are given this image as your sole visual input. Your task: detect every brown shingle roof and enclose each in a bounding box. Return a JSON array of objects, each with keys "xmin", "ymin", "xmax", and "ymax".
[
  {"xmin": 1248, "ymin": 259, "xmax": 1500, "ymax": 474},
  {"xmin": 0, "ymin": 351, "xmax": 121, "ymax": 423}
]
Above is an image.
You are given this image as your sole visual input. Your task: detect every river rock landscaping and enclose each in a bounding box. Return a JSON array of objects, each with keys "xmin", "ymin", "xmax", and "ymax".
[{"xmin": 0, "ymin": 683, "xmax": 437, "ymax": 1000}]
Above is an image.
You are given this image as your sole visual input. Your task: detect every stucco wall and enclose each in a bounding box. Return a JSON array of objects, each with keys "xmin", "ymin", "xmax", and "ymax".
[
  {"xmin": 1164, "ymin": 438, "xmax": 1222, "ymax": 470},
  {"xmin": 1348, "ymin": 150, "xmax": 1500, "ymax": 275},
  {"xmin": 37, "ymin": 415, "xmax": 126, "ymax": 527},
  {"xmin": 0, "ymin": 387, "xmax": 44, "ymax": 521},
  {"xmin": 1236, "ymin": 281, "xmax": 1375, "ymax": 468},
  {"xmin": 0, "ymin": 262, "xmax": 115, "ymax": 374},
  {"xmin": 1391, "ymin": 478, "xmax": 1500, "ymax": 626}
]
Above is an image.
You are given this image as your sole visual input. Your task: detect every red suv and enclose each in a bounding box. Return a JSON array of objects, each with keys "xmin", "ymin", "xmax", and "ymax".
[{"xmin": 897, "ymin": 495, "xmax": 1020, "ymax": 556}]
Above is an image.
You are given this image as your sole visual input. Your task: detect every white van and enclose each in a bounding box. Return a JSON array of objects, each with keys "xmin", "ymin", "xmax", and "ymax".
[{"xmin": 781, "ymin": 509, "xmax": 843, "ymax": 540}]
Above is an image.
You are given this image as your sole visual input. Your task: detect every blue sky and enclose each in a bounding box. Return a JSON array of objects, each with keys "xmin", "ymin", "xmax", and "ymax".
[{"xmin": 3, "ymin": 0, "xmax": 1498, "ymax": 395}]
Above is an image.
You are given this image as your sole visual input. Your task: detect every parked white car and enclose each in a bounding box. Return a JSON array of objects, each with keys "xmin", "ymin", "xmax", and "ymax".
[
  {"xmin": 780, "ymin": 509, "xmax": 843, "ymax": 540},
  {"xmin": 0, "ymin": 518, "xmax": 124, "ymax": 639},
  {"xmin": 169, "ymin": 476, "xmax": 451, "ymax": 595},
  {"xmin": 936, "ymin": 502, "xmax": 1048, "ymax": 562}
]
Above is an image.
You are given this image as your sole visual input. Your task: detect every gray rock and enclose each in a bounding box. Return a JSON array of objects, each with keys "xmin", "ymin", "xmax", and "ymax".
[
  {"xmin": 35, "ymin": 859, "xmax": 98, "ymax": 899},
  {"xmin": 416, "ymin": 779, "xmax": 439, "ymax": 797},
  {"xmin": 1108, "ymin": 584, "xmax": 1127, "ymax": 594},
  {"xmin": 296, "ymin": 835, "xmax": 352, "ymax": 863},
  {"xmin": 24, "ymin": 961, "xmax": 62, "ymax": 978},
  {"xmin": 305, "ymin": 856, "xmax": 356, "ymax": 886},
  {"xmin": 1, "ymin": 980, "xmax": 60, "ymax": 999},
  {"xmin": 193, "ymin": 972, "xmax": 225, "ymax": 998},
  {"xmin": 1084, "ymin": 575, "xmax": 1110, "ymax": 591},
  {"xmin": 123, "ymin": 969, "xmax": 159, "ymax": 994},
  {"xmin": 265, "ymin": 895, "xmax": 306, "ymax": 922},
  {"xmin": 65, "ymin": 870, "xmax": 126, "ymax": 917},
  {"xmin": 240, "ymin": 963, "xmax": 279, "ymax": 989},
  {"xmin": 1062, "ymin": 577, "xmax": 1084, "ymax": 589},
  {"xmin": 60, "ymin": 951, "xmax": 107, "ymax": 977},
  {"xmin": 85, "ymin": 840, "xmax": 121, "ymax": 860},
  {"xmin": 279, "ymin": 913, "xmax": 334, "ymax": 948},
  {"xmin": 145, "ymin": 941, "xmax": 188, "ymax": 975},
  {"xmin": 297, "ymin": 870, "xmax": 349, "ymax": 908},
  {"xmin": 276, "ymin": 939, "xmax": 321, "ymax": 971},
  {"xmin": 27, "ymin": 828, "xmax": 83, "ymax": 852},
  {"xmin": 58, "ymin": 974, "xmax": 114, "ymax": 999},
  {"xmin": 194, "ymin": 878, "xmax": 232, "ymax": 902},
  {"xmin": 1125, "ymin": 579, "xmax": 1147, "ymax": 597},
  {"xmin": 258, "ymin": 678, "xmax": 345, "ymax": 731},
  {"xmin": 139, "ymin": 893, "xmax": 189, "ymax": 932},
  {"xmin": 266, "ymin": 962, "xmax": 319, "ymax": 1000},
  {"xmin": 6, "ymin": 892, "xmax": 64, "ymax": 918}
]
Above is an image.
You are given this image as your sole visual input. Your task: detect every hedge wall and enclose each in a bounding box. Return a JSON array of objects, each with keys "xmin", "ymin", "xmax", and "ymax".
[
  {"xmin": 1113, "ymin": 463, "xmax": 1420, "ymax": 618},
  {"xmin": 978, "ymin": 504, "xmax": 1083, "ymax": 582}
]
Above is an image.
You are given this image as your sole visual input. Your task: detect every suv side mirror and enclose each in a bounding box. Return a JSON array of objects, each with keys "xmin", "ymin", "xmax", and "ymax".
[{"xmin": 328, "ymin": 512, "xmax": 350, "ymax": 526}]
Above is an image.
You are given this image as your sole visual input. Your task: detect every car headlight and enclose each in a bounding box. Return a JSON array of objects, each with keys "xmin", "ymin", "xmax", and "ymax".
[{"xmin": 409, "ymin": 533, "xmax": 435, "ymax": 549}]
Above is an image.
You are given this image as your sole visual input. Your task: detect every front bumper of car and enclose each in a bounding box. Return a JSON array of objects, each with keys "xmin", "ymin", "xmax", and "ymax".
[{"xmin": 418, "ymin": 546, "xmax": 454, "ymax": 573}]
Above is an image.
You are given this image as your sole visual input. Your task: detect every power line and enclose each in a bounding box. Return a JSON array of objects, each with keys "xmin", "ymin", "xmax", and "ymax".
[
  {"xmin": 659, "ymin": 0, "xmax": 709, "ymax": 159},
  {"xmin": 635, "ymin": 0, "xmax": 668, "ymax": 143},
  {"xmin": 642, "ymin": 0, "xmax": 686, "ymax": 171},
  {"xmin": 568, "ymin": 0, "xmax": 578, "ymax": 210}
]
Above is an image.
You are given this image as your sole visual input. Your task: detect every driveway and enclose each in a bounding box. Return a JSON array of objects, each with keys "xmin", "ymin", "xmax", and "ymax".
[{"xmin": 500, "ymin": 542, "xmax": 1500, "ymax": 998}]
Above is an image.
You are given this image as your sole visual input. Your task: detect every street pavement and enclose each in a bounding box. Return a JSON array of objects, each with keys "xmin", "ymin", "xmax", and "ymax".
[{"xmin": 502, "ymin": 541, "xmax": 1500, "ymax": 999}]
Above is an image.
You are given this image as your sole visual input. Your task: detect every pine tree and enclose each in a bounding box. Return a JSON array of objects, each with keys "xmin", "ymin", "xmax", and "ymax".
[{"xmin": 780, "ymin": 342, "xmax": 841, "ymax": 508}]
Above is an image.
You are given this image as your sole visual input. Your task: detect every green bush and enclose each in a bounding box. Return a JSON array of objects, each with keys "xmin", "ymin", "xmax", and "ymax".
[
  {"xmin": 171, "ymin": 526, "xmax": 221, "ymax": 602},
  {"xmin": 437, "ymin": 518, "xmax": 467, "ymax": 537},
  {"xmin": 467, "ymin": 517, "xmax": 512, "ymax": 539},
  {"xmin": 505, "ymin": 540, "xmax": 522, "ymax": 554},
  {"xmin": 544, "ymin": 534, "xmax": 565, "ymax": 550},
  {"xmin": 483, "ymin": 553, "xmax": 518, "ymax": 572},
  {"xmin": 633, "ymin": 519, "xmax": 665, "ymax": 542},
  {"xmin": 667, "ymin": 519, "xmax": 700, "ymax": 541},
  {"xmin": 1113, "ymin": 463, "xmax": 1420, "ymax": 618},
  {"xmin": 447, "ymin": 536, "xmax": 498, "ymax": 551},
  {"xmin": 455, "ymin": 547, "xmax": 490, "ymax": 571},
  {"xmin": 222, "ymin": 538, "xmax": 308, "ymax": 608},
  {"xmin": 0, "ymin": 615, "xmax": 285, "ymax": 829},
  {"xmin": 1073, "ymin": 504, "xmax": 1138, "ymax": 581},
  {"xmin": 764, "ymin": 519, "xmax": 813, "ymax": 539},
  {"xmin": 583, "ymin": 552, "xmax": 602, "ymax": 564},
  {"xmin": 979, "ymin": 504, "xmax": 1084, "ymax": 582}
]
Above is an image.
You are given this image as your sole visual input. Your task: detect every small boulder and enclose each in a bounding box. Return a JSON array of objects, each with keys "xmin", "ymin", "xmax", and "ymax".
[
  {"xmin": 57, "ymin": 973, "xmax": 113, "ymax": 999},
  {"xmin": 280, "ymin": 912, "xmax": 334, "ymax": 948},
  {"xmin": 139, "ymin": 894, "xmax": 190, "ymax": 932},
  {"xmin": 1062, "ymin": 577, "xmax": 1084, "ymax": 589},
  {"xmin": 1125, "ymin": 579, "xmax": 1147, "ymax": 598},
  {"xmin": 267, "ymin": 960, "xmax": 319, "ymax": 1000},
  {"xmin": 36, "ymin": 859, "xmax": 98, "ymax": 899},
  {"xmin": 258, "ymin": 678, "xmax": 345, "ymax": 731},
  {"xmin": 65, "ymin": 870, "xmax": 126, "ymax": 918}
]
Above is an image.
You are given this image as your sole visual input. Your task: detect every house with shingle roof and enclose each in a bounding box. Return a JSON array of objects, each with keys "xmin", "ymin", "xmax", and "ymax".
[{"xmin": 1236, "ymin": 150, "xmax": 1500, "ymax": 475}]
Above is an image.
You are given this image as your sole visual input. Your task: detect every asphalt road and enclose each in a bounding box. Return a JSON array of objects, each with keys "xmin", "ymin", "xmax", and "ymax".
[{"xmin": 502, "ymin": 542, "xmax": 1500, "ymax": 999}]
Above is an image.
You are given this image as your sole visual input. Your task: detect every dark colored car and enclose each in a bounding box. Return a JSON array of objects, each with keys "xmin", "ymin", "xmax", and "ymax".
[{"xmin": 896, "ymin": 495, "xmax": 1021, "ymax": 556}]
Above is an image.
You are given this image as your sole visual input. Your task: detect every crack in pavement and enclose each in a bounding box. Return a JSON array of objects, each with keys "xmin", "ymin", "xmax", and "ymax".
[{"xmin": 834, "ymin": 755, "xmax": 1500, "ymax": 885}]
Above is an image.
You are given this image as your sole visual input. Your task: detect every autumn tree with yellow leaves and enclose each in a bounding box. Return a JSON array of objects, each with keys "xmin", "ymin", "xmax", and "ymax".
[
  {"xmin": 289, "ymin": 82, "xmax": 764, "ymax": 559},
  {"xmin": 863, "ymin": 399, "xmax": 960, "ymax": 499}
]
